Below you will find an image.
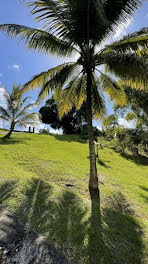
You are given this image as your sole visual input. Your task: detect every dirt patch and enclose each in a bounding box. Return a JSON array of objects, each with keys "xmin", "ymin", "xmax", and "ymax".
[{"xmin": 0, "ymin": 207, "xmax": 71, "ymax": 264}]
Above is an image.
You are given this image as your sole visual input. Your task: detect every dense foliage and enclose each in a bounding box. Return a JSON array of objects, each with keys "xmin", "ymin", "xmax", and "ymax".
[{"xmin": 39, "ymin": 98, "xmax": 87, "ymax": 134}]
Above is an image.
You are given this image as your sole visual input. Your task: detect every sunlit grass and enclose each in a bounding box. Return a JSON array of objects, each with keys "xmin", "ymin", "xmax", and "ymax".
[{"xmin": 0, "ymin": 132, "xmax": 148, "ymax": 263}]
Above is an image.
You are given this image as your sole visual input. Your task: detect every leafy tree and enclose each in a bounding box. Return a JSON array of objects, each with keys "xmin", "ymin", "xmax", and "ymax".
[
  {"xmin": 124, "ymin": 88, "xmax": 148, "ymax": 116},
  {"xmin": 115, "ymin": 127, "xmax": 144, "ymax": 155},
  {"xmin": 114, "ymin": 86, "xmax": 148, "ymax": 153},
  {"xmin": 39, "ymin": 98, "xmax": 87, "ymax": 134},
  {"xmin": 115, "ymin": 87, "xmax": 148, "ymax": 130},
  {"xmin": 0, "ymin": 0, "xmax": 148, "ymax": 192},
  {"xmin": 125, "ymin": 111, "xmax": 148, "ymax": 130},
  {"xmin": 0, "ymin": 85, "xmax": 37, "ymax": 139},
  {"xmin": 102, "ymin": 114, "xmax": 118, "ymax": 141},
  {"xmin": 103, "ymin": 114, "xmax": 118, "ymax": 129}
]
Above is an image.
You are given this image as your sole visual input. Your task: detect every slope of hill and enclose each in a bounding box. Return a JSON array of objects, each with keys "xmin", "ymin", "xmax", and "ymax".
[{"xmin": 0, "ymin": 132, "xmax": 148, "ymax": 263}]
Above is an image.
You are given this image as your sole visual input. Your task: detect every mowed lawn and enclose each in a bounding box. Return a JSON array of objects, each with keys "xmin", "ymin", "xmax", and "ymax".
[{"xmin": 0, "ymin": 132, "xmax": 148, "ymax": 263}]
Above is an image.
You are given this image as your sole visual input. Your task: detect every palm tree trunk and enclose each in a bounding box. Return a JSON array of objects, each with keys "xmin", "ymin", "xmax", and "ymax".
[
  {"xmin": 3, "ymin": 121, "xmax": 15, "ymax": 139},
  {"xmin": 86, "ymin": 70, "xmax": 98, "ymax": 190}
]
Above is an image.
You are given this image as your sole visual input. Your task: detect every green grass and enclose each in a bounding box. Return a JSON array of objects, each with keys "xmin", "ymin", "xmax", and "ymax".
[
  {"xmin": 0, "ymin": 132, "xmax": 148, "ymax": 263},
  {"xmin": 0, "ymin": 128, "xmax": 8, "ymax": 132}
]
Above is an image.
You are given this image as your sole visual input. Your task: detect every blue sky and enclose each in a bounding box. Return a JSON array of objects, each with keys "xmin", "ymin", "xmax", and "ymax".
[{"xmin": 0, "ymin": 0, "xmax": 148, "ymax": 131}]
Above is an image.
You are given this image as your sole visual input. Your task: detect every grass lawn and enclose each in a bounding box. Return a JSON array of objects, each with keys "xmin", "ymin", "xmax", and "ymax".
[{"xmin": 0, "ymin": 132, "xmax": 148, "ymax": 263}]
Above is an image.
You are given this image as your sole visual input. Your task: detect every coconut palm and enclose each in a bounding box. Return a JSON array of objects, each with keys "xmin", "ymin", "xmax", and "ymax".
[
  {"xmin": 0, "ymin": 85, "xmax": 37, "ymax": 139},
  {"xmin": 0, "ymin": 0, "xmax": 148, "ymax": 192}
]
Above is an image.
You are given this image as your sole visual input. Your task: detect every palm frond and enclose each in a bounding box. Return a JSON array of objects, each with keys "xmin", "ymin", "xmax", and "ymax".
[
  {"xmin": 37, "ymin": 63, "xmax": 79, "ymax": 101},
  {"xmin": 102, "ymin": 0, "xmax": 143, "ymax": 37},
  {"xmin": 98, "ymin": 71, "xmax": 126, "ymax": 106},
  {"xmin": 101, "ymin": 27, "xmax": 148, "ymax": 54},
  {"xmin": 119, "ymin": 78, "xmax": 148, "ymax": 90},
  {"xmin": 100, "ymin": 52, "xmax": 148, "ymax": 90},
  {"xmin": 0, "ymin": 115, "xmax": 10, "ymax": 122},
  {"xmin": 16, "ymin": 103, "xmax": 37, "ymax": 119},
  {"xmin": 75, "ymin": 75, "xmax": 86, "ymax": 110},
  {"xmin": 0, "ymin": 24, "xmax": 75, "ymax": 56},
  {"xmin": 22, "ymin": 63, "xmax": 71, "ymax": 94},
  {"xmin": 28, "ymin": 0, "xmax": 70, "ymax": 37},
  {"xmin": 22, "ymin": 96, "xmax": 30, "ymax": 104},
  {"xmin": 91, "ymin": 74, "xmax": 106, "ymax": 119},
  {"xmin": 58, "ymin": 76, "xmax": 83, "ymax": 119},
  {"xmin": 0, "ymin": 106, "xmax": 11, "ymax": 119},
  {"xmin": 16, "ymin": 113, "xmax": 38, "ymax": 127}
]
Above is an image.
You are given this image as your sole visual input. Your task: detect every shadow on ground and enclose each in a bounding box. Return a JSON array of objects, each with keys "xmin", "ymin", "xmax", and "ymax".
[
  {"xmin": 139, "ymin": 185, "xmax": 148, "ymax": 204},
  {"xmin": 0, "ymin": 137, "xmax": 32, "ymax": 145},
  {"xmin": 119, "ymin": 152, "xmax": 148, "ymax": 166},
  {"xmin": 97, "ymin": 159, "xmax": 110, "ymax": 168},
  {"xmin": 0, "ymin": 180, "xmax": 17, "ymax": 205},
  {"xmin": 0, "ymin": 179, "xmax": 145, "ymax": 264},
  {"xmin": 52, "ymin": 134, "xmax": 87, "ymax": 144}
]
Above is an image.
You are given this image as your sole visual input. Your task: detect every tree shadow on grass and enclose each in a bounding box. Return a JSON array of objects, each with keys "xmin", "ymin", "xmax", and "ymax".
[
  {"xmin": 15, "ymin": 178, "xmax": 54, "ymax": 232},
  {"xmin": 139, "ymin": 185, "xmax": 148, "ymax": 204},
  {"xmin": 11, "ymin": 179, "xmax": 144, "ymax": 264},
  {"xmin": 0, "ymin": 179, "xmax": 70, "ymax": 264},
  {"xmin": 53, "ymin": 134, "xmax": 87, "ymax": 144},
  {"xmin": 15, "ymin": 178, "xmax": 88, "ymax": 263},
  {"xmin": 0, "ymin": 180, "xmax": 17, "ymax": 205},
  {"xmin": 97, "ymin": 159, "xmax": 110, "ymax": 168},
  {"xmin": 88, "ymin": 189, "xmax": 108, "ymax": 264},
  {"xmin": 102, "ymin": 193, "xmax": 144, "ymax": 264},
  {"xmin": 119, "ymin": 152, "xmax": 148, "ymax": 166},
  {"xmin": 0, "ymin": 137, "xmax": 31, "ymax": 145},
  {"xmin": 139, "ymin": 186, "xmax": 148, "ymax": 192}
]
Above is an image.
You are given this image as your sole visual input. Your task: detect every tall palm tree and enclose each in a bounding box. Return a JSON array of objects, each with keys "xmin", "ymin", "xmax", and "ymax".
[
  {"xmin": 0, "ymin": 0, "xmax": 147, "ymax": 192},
  {"xmin": 0, "ymin": 85, "xmax": 37, "ymax": 139}
]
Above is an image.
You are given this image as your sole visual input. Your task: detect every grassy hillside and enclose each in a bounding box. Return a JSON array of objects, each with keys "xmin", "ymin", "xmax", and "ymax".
[{"xmin": 0, "ymin": 132, "xmax": 148, "ymax": 263}]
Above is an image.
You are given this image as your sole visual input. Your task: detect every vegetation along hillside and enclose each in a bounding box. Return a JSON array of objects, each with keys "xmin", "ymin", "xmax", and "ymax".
[{"xmin": 0, "ymin": 132, "xmax": 148, "ymax": 263}]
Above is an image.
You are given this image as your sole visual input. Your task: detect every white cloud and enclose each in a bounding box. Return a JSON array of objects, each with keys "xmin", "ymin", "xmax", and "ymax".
[
  {"xmin": 0, "ymin": 73, "xmax": 3, "ymax": 78},
  {"xmin": 28, "ymin": 102, "xmax": 38, "ymax": 110},
  {"xmin": 118, "ymin": 118, "xmax": 136, "ymax": 129},
  {"xmin": 0, "ymin": 87, "xmax": 8, "ymax": 108},
  {"xmin": 97, "ymin": 126, "xmax": 102, "ymax": 131},
  {"xmin": 8, "ymin": 64, "xmax": 20, "ymax": 70},
  {"xmin": 49, "ymin": 128, "xmax": 63, "ymax": 135},
  {"xmin": 35, "ymin": 122, "xmax": 63, "ymax": 134},
  {"xmin": 37, "ymin": 122, "xmax": 45, "ymax": 131}
]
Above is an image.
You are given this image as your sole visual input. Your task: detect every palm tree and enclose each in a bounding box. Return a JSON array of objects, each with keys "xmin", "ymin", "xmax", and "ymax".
[
  {"xmin": 0, "ymin": 85, "xmax": 37, "ymax": 139},
  {"xmin": 0, "ymin": 0, "xmax": 147, "ymax": 192}
]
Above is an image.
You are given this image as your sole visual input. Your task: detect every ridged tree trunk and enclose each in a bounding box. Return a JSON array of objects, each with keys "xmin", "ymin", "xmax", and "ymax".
[
  {"xmin": 86, "ymin": 70, "xmax": 98, "ymax": 190},
  {"xmin": 3, "ymin": 121, "xmax": 15, "ymax": 139}
]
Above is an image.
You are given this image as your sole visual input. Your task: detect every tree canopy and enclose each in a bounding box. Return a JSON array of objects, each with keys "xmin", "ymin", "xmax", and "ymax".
[{"xmin": 39, "ymin": 97, "xmax": 87, "ymax": 134}]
